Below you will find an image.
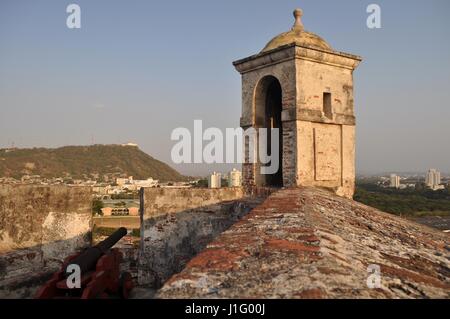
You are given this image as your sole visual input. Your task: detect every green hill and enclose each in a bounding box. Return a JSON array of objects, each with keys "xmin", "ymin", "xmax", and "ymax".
[{"xmin": 0, "ymin": 144, "xmax": 187, "ymax": 182}]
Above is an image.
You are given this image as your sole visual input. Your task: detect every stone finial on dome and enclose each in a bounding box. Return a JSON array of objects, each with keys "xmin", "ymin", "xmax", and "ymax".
[
  {"xmin": 260, "ymin": 8, "xmax": 333, "ymax": 53},
  {"xmin": 292, "ymin": 8, "xmax": 304, "ymax": 31}
]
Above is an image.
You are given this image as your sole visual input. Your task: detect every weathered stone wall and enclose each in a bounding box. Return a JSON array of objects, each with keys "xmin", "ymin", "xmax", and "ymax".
[
  {"xmin": 0, "ymin": 185, "xmax": 92, "ymax": 298},
  {"xmin": 138, "ymin": 187, "xmax": 252, "ymax": 287},
  {"xmin": 294, "ymin": 56, "xmax": 357, "ymax": 198},
  {"xmin": 297, "ymin": 122, "xmax": 355, "ymax": 198},
  {"xmin": 239, "ymin": 49, "xmax": 297, "ymax": 128},
  {"xmin": 238, "ymin": 52, "xmax": 297, "ymax": 190},
  {"xmin": 140, "ymin": 187, "xmax": 244, "ymax": 219},
  {"xmin": 295, "ymin": 57, "xmax": 356, "ymax": 119}
]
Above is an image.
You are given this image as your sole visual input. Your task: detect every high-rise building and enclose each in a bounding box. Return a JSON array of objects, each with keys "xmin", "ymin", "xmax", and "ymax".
[
  {"xmin": 228, "ymin": 169, "xmax": 242, "ymax": 187},
  {"xmin": 208, "ymin": 172, "xmax": 221, "ymax": 189},
  {"xmin": 425, "ymin": 169, "xmax": 441, "ymax": 189},
  {"xmin": 390, "ymin": 174, "xmax": 401, "ymax": 188}
]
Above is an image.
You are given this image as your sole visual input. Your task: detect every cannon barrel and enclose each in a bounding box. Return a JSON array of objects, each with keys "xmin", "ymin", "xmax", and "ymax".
[{"xmin": 65, "ymin": 227, "xmax": 128, "ymax": 277}]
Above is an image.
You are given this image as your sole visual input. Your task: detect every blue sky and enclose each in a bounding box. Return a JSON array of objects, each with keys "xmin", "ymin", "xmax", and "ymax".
[{"xmin": 1, "ymin": 0, "xmax": 449, "ymax": 175}]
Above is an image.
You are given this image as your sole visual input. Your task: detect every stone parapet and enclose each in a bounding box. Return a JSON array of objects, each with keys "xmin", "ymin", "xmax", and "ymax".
[{"xmin": 157, "ymin": 187, "xmax": 450, "ymax": 299}]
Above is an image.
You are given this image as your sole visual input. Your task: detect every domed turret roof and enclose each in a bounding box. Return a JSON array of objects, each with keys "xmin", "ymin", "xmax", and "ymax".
[{"xmin": 261, "ymin": 9, "xmax": 333, "ymax": 53}]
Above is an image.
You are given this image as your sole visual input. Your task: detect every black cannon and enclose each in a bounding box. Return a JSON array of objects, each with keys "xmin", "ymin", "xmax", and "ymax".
[{"xmin": 35, "ymin": 227, "xmax": 134, "ymax": 299}]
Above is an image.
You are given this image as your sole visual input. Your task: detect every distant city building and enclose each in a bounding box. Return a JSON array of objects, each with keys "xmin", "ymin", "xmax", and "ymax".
[
  {"xmin": 92, "ymin": 186, "xmax": 108, "ymax": 195},
  {"xmin": 208, "ymin": 172, "xmax": 221, "ymax": 189},
  {"xmin": 228, "ymin": 169, "xmax": 242, "ymax": 187},
  {"xmin": 115, "ymin": 176, "xmax": 158, "ymax": 189},
  {"xmin": 107, "ymin": 186, "xmax": 123, "ymax": 195},
  {"xmin": 101, "ymin": 206, "xmax": 139, "ymax": 216},
  {"xmin": 116, "ymin": 177, "xmax": 129, "ymax": 186},
  {"xmin": 425, "ymin": 169, "xmax": 442, "ymax": 190},
  {"xmin": 121, "ymin": 142, "xmax": 138, "ymax": 147},
  {"xmin": 133, "ymin": 178, "xmax": 158, "ymax": 188},
  {"xmin": 390, "ymin": 174, "xmax": 401, "ymax": 188},
  {"xmin": 101, "ymin": 199, "xmax": 140, "ymax": 216}
]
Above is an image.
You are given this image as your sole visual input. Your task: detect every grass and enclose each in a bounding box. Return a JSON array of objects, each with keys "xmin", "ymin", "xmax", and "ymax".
[
  {"xmin": 354, "ymin": 183, "xmax": 450, "ymax": 217},
  {"xmin": 0, "ymin": 144, "xmax": 187, "ymax": 182}
]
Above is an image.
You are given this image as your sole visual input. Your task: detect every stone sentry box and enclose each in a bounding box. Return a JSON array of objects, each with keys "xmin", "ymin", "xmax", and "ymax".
[{"xmin": 233, "ymin": 9, "xmax": 362, "ymax": 198}]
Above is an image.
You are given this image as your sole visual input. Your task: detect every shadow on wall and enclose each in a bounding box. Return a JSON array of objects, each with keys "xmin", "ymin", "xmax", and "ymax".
[
  {"xmin": 0, "ymin": 185, "xmax": 93, "ymax": 298},
  {"xmin": 0, "ymin": 234, "xmax": 91, "ymax": 298},
  {"xmin": 138, "ymin": 187, "xmax": 266, "ymax": 289},
  {"xmin": 0, "ymin": 185, "xmax": 92, "ymax": 254}
]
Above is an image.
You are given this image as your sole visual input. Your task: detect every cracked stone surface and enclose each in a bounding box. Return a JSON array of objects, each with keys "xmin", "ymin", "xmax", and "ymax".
[{"xmin": 157, "ymin": 187, "xmax": 449, "ymax": 299}]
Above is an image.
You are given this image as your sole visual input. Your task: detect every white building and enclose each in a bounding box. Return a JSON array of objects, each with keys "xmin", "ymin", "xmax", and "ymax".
[
  {"xmin": 228, "ymin": 168, "xmax": 242, "ymax": 187},
  {"xmin": 115, "ymin": 176, "xmax": 158, "ymax": 189},
  {"xmin": 116, "ymin": 177, "xmax": 130, "ymax": 186},
  {"xmin": 106, "ymin": 186, "xmax": 124, "ymax": 195},
  {"xmin": 208, "ymin": 172, "xmax": 221, "ymax": 189},
  {"xmin": 121, "ymin": 142, "xmax": 138, "ymax": 147},
  {"xmin": 426, "ymin": 169, "xmax": 443, "ymax": 190},
  {"xmin": 134, "ymin": 178, "xmax": 159, "ymax": 188},
  {"xmin": 390, "ymin": 174, "xmax": 401, "ymax": 188}
]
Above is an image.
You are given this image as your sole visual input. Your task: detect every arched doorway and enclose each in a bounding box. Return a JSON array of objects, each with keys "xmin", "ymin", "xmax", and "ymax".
[{"xmin": 254, "ymin": 76, "xmax": 283, "ymax": 187}]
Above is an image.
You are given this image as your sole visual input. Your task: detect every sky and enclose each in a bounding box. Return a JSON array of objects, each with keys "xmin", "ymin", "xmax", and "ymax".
[{"xmin": 1, "ymin": 0, "xmax": 449, "ymax": 176}]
